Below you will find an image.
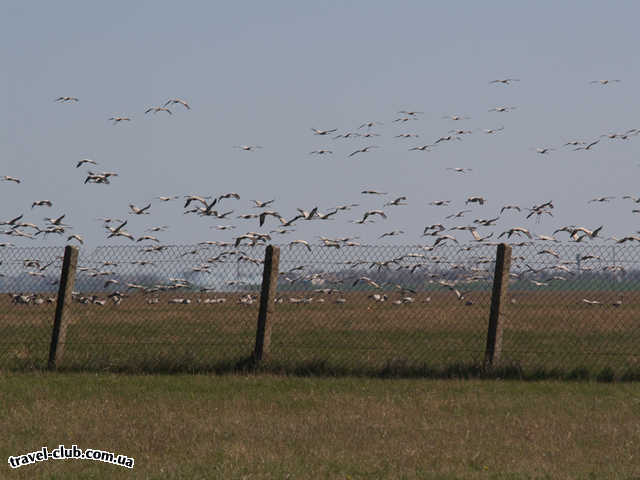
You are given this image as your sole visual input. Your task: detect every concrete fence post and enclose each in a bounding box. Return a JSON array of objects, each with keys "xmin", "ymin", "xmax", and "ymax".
[
  {"xmin": 484, "ymin": 243, "xmax": 512, "ymax": 369},
  {"xmin": 253, "ymin": 245, "xmax": 280, "ymax": 363},
  {"xmin": 48, "ymin": 245, "xmax": 79, "ymax": 370}
]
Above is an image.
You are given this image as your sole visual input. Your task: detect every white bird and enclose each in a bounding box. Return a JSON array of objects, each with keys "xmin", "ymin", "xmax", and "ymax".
[
  {"xmin": 311, "ymin": 128, "xmax": 338, "ymax": 135},
  {"xmin": 67, "ymin": 234, "xmax": 84, "ymax": 244},
  {"xmin": 574, "ymin": 140, "xmax": 599, "ymax": 151},
  {"xmin": 445, "ymin": 210, "xmax": 471, "ymax": 219},
  {"xmin": 434, "ymin": 135, "xmax": 461, "ymax": 144},
  {"xmin": 489, "ymin": 78, "xmax": 520, "ymax": 85},
  {"xmin": 76, "ymin": 159, "xmax": 98, "ymax": 168},
  {"xmin": 45, "ymin": 214, "xmax": 67, "ymax": 226},
  {"xmin": 359, "ymin": 121, "xmax": 383, "ymax": 129},
  {"xmin": 349, "ymin": 145, "xmax": 379, "ymax": 157},
  {"xmin": 2, "ymin": 176, "xmax": 21, "ymax": 184},
  {"xmin": 163, "ymin": 98, "xmax": 191, "ymax": 109},
  {"xmin": 470, "ymin": 230, "xmax": 493, "ymax": 242},
  {"xmin": 466, "ymin": 196, "xmax": 486, "ymax": 205},
  {"xmin": 145, "ymin": 106, "xmax": 172, "ymax": 115},
  {"xmin": 589, "ymin": 79, "xmax": 621, "ymax": 85},
  {"xmin": 361, "ymin": 190, "xmax": 387, "ymax": 195},
  {"xmin": 289, "ymin": 239, "xmax": 312, "ymax": 251},
  {"xmin": 533, "ymin": 147, "xmax": 554, "ymax": 154},
  {"xmin": 500, "ymin": 205, "xmax": 521, "ymax": 214},
  {"xmin": 360, "ymin": 210, "xmax": 387, "ymax": 222},
  {"xmin": 259, "ymin": 210, "xmax": 281, "ymax": 227},
  {"xmin": 251, "ymin": 199, "xmax": 276, "ymax": 208},
  {"xmin": 582, "ymin": 298, "xmax": 602, "ymax": 305},
  {"xmin": 136, "ymin": 235, "xmax": 159, "ymax": 243},
  {"xmin": 488, "ymin": 106, "xmax": 517, "ymax": 112},
  {"xmin": 234, "ymin": 145, "xmax": 262, "ymax": 151},
  {"xmin": 384, "ymin": 196, "xmax": 407, "ymax": 207},
  {"xmin": 499, "ymin": 227, "xmax": 533, "ymax": 239},
  {"xmin": 379, "ymin": 230, "xmax": 404, "ymax": 238},
  {"xmin": 408, "ymin": 145, "xmax": 432, "ymax": 151},
  {"xmin": 109, "ymin": 117, "xmax": 131, "ymax": 124},
  {"xmin": 442, "ymin": 114, "xmax": 470, "ymax": 121},
  {"xmin": 129, "ymin": 204, "xmax": 151, "ymax": 215}
]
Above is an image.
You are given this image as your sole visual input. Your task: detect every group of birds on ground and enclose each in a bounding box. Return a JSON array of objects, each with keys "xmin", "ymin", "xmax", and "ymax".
[{"xmin": 1, "ymin": 77, "xmax": 638, "ymax": 308}]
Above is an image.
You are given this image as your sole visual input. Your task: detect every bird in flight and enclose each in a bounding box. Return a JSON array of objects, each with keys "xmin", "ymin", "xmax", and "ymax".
[
  {"xmin": 67, "ymin": 234, "xmax": 84, "ymax": 244},
  {"xmin": 489, "ymin": 106, "xmax": 517, "ymax": 112},
  {"xmin": 55, "ymin": 97, "xmax": 79, "ymax": 102},
  {"xmin": 409, "ymin": 145, "xmax": 432, "ymax": 151},
  {"xmin": 588, "ymin": 196, "xmax": 615, "ymax": 203},
  {"xmin": 446, "ymin": 167, "xmax": 472, "ymax": 173},
  {"xmin": 145, "ymin": 106, "xmax": 172, "ymax": 115},
  {"xmin": 349, "ymin": 146, "xmax": 379, "ymax": 157},
  {"xmin": 76, "ymin": 159, "xmax": 97, "ymax": 168},
  {"xmin": 32, "ymin": 200, "xmax": 53, "ymax": 208},
  {"xmin": 129, "ymin": 204, "xmax": 152, "ymax": 215},
  {"xmin": 251, "ymin": 199, "xmax": 276, "ymax": 208},
  {"xmin": 384, "ymin": 196, "xmax": 408, "ymax": 207},
  {"xmin": 311, "ymin": 128, "xmax": 338, "ymax": 135},
  {"xmin": 466, "ymin": 196, "xmax": 486, "ymax": 205},
  {"xmin": 573, "ymin": 140, "xmax": 599, "ymax": 151},
  {"xmin": 589, "ymin": 79, "xmax": 621, "ymax": 85},
  {"xmin": 234, "ymin": 145, "xmax": 262, "ymax": 151},
  {"xmin": 499, "ymin": 227, "xmax": 533, "ymax": 239},
  {"xmin": 109, "ymin": 117, "xmax": 131, "ymax": 124},
  {"xmin": 489, "ymin": 78, "xmax": 520, "ymax": 85},
  {"xmin": 310, "ymin": 149, "xmax": 333, "ymax": 155},
  {"xmin": 2, "ymin": 176, "xmax": 21, "ymax": 184},
  {"xmin": 164, "ymin": 98, "xmax": 190, "ymax": 109},
  {"xmin": 442, "ymin": 114, "xmax": 470, "ymax": 121},
  {"xmin": 482, "ymin": 126, "xmax": 505, "ymax": 135},
  {"xmin": 533, "ymin": 147, "xmax": 554, "ymax": 155},
  {"xmin": 359, "ymin": 121, "xmax": 383, "ymax": 129}
]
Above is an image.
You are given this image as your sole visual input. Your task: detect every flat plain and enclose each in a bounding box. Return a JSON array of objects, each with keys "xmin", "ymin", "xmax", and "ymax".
[{"xmin": 3, "ymin": 288, "xmax": 640, "ymax": 377}]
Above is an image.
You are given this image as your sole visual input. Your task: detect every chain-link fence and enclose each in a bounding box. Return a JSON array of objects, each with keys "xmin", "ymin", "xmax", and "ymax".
[{"xmin": 2, "ymin": 242, "xmax": 639, "ymax": 377}]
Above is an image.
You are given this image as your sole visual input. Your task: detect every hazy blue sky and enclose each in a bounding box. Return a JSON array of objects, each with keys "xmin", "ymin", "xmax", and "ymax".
[{"xmin": 2, "ymin": 1, "xmax": 639, "ymax": 248}]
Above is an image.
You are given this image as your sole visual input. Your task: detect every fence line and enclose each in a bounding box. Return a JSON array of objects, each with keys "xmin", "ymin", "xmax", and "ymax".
[{"xmin": 2, "ymin": 242, "xmax": 640, "ymax": 376}]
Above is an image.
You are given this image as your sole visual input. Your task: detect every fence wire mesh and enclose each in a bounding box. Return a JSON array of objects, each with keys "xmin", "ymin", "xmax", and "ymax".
[
  {"xmin": 0, "ymin": 246, "xmax": 65, "ymax": 368},
  {"xmin": 2, "ymin": 242, "xmax": 640, "ymax": 376}
]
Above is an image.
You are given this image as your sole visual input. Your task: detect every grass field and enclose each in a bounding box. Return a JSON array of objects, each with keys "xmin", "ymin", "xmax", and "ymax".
[
  {"xmin": 2, "ymin": 373, "xmax": 640, "ymax": 479},
  {"xmin": 3, "ymin": 288, "xmax": 640, "ymax": 378}
]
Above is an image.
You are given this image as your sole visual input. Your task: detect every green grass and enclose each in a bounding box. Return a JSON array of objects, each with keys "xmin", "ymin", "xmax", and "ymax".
[
  {"xmin": 2, "ymin": 373, "xmax": 640, "ymax": 478},
  {"xmin": 3, "ymin": 290, "xmax": 640, "ymax": 378}
]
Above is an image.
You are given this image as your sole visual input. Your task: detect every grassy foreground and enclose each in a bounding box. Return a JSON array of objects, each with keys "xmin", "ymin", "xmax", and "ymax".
[{"xmin": 2, "ymin": 373, "xmax": 640, "ymax": 479}]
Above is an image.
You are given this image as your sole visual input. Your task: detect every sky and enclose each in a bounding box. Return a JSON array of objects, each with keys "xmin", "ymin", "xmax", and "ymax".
[{"xmin": 2, "ymin": 1, "xmax": 639, "ymax": 249}]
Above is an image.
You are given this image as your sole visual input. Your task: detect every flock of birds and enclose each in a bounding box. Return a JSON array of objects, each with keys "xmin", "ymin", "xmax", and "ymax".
[{"xmin": 2, "ymin": 79, "xmax": 639, "ymax": 308}]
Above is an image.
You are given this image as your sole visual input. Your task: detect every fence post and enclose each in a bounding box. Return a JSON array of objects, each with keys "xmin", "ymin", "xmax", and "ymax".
[
  {"xmin": 484, "ymin": 243, "xmax": 512, "ymax": 369},
  {"xmin": 253, "ymin": 245, "xmax": 280, "ymax": 363},
  {"xmin": 48, "ymin": 245, "xmax": 79, "ymax": 370}
]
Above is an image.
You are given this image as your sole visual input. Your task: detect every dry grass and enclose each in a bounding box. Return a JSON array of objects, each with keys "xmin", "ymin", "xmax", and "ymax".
[
  {"xmin": 2, "ymin": 373, "xmax": 640, "ymax": 478},
  {"xmin": 2, "ymin": 289, "xmax": 640, "ymax": 376}
]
